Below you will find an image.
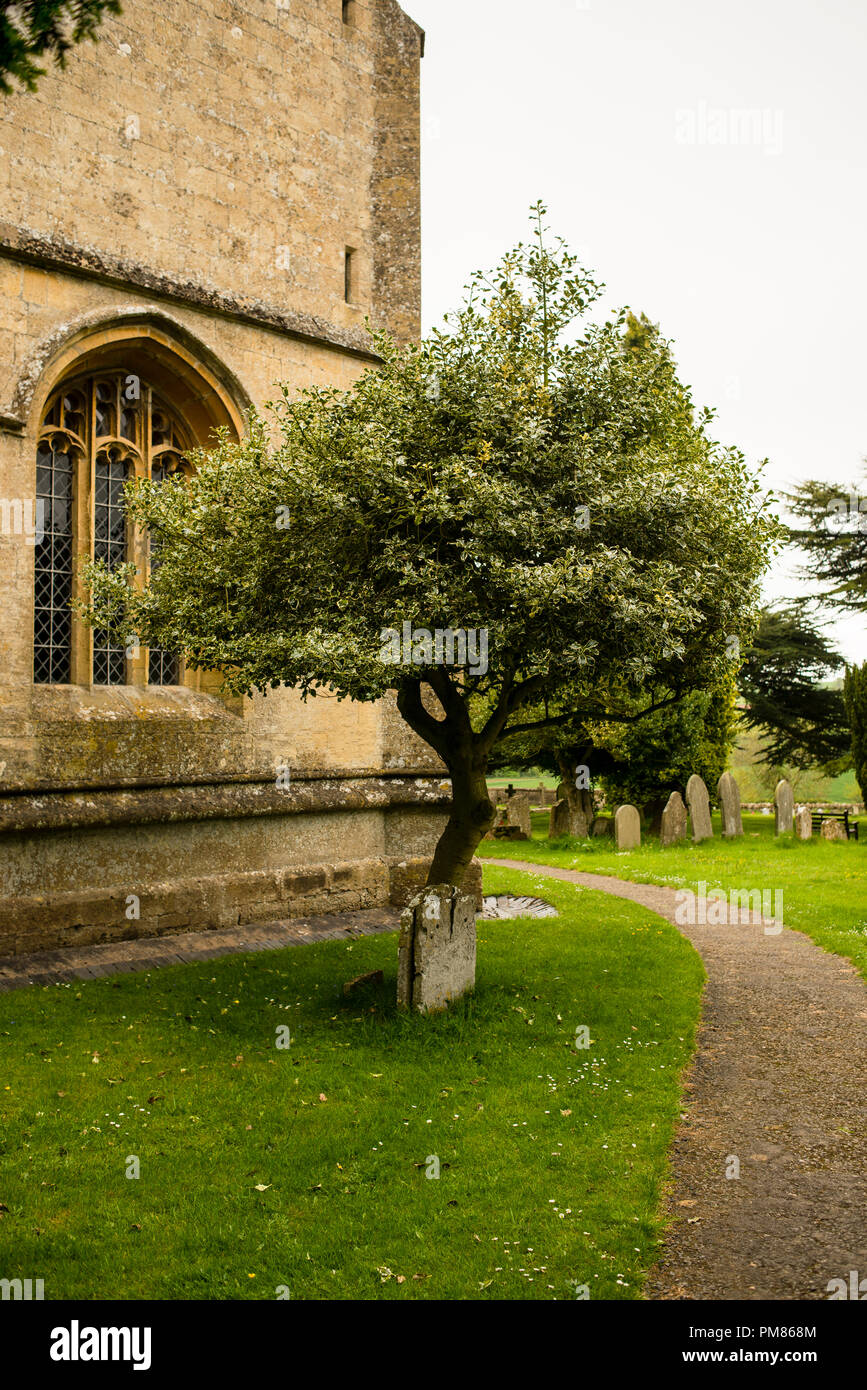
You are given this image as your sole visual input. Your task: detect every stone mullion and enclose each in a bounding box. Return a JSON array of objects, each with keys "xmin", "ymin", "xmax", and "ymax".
[{"xmin": 125, "ymin": 386, "xmax": 149, "ymax": 688}]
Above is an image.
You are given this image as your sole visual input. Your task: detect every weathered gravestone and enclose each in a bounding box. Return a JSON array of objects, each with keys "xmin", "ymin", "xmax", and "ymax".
[
  {"xmin": 717, "ymin": 771, "xmax": 743, "ymax": 838},
  {"xmin": 660, "ymin": 790, "xmax": 688, "ymax": 847},
  {"xmin": 794, "ymin": 805, "xmax": 812, "ymax": 840},
  {"xmin": 397, "ymin": 884, "xmax": 476, "ymax": 1014},
  {"xmin": 821, "ymin": 818, "xmax": 847, "ymax": 842},
  {"xmin": 590, "ymin": 816, "xmax": 613, "ymax": 837},
  {"xmin": 774, "ymin": 778, "xmax": 794, "ymax": 835},
  {"xmin": 614, "ymin": 804, "xmax": 641, "ymax": 850},
  {"xmin": 548, "ymin": 799, "xmax": 571, "ymax": 838},
  {"xmin": 686, "ymin": 774, "xmax": 713, "ymax": 842},
  {"xmin": 506, "ymin": 790, "xmax": 531, "ymax": 837},
  {"xmin": 548, "ymin": 792, "xmax": 592, "ymax": 838}
]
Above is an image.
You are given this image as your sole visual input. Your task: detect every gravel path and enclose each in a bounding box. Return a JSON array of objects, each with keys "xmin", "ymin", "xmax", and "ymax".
[{"xmin": 492, "ymin": 857, "xmax": 867, "ymax": 1301}]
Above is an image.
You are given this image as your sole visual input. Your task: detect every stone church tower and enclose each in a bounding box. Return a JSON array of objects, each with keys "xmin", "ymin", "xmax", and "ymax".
[{"xmin": 0, "ymin": 0, "xmax": 449, "ymax": 953}]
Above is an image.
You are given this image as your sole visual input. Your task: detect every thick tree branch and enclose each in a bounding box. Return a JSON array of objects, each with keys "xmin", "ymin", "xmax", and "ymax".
[
  {"xmin": 502, "ymin": 690, "xmax": 684, "ymax": 739},
  {"xmin": 396, "ymin": 678, "xmax": 452, "ymax": 762}
]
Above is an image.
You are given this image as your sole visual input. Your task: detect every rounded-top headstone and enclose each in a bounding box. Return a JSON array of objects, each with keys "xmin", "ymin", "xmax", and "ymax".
[{"xmin": 614, "ymin": 803, "xmax": 641, "ymax": 851}]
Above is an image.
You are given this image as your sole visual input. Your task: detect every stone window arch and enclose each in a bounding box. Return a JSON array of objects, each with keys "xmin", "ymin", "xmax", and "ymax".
[{"xmin": 34, "ymin": 363, "xmax": 222, "ymax": 687}]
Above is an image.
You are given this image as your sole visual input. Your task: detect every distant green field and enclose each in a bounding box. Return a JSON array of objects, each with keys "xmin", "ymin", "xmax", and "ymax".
[{"xmin": 488, "ymin": 726, "xmax": 862, "ymax": 806}]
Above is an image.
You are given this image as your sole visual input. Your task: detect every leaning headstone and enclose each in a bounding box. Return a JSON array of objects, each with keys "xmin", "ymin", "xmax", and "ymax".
[
  {"xmin": 774, "ymin": 778, "xmax": 794, "ymax": 836},
  {"xmin": 686, "ymin": 774, "xmax": 713, "ymax": 842},
  {"xmin": 397, "ymin": 884, "xmax": 476, "ymax": 1014},
  {"xmin": 614, "ymin": 804, "xmax": 641, "ymax": 850},
  {"xmin": 794, "ymin": 805, "xmax": 812, "ymax": 841},
  {"xmin": 821, "ymin": 818, "xmax": 846, "ymax": 842},
  {"xmin": 506, "ymin": 791, "xmax": 531, "ymax": 837},
  {"xmin": 717, "ymin": 771, "xmax": 743, "ymax": 838},
  {"xmin": 660, "ymin": 791, "xmax": 688, "ymax": 847}
]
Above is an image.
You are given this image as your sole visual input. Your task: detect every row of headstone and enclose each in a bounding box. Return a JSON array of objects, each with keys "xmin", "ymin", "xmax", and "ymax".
[{"xmin": 542, "ymin": 772, "xmax": 834, "ymax": 847}]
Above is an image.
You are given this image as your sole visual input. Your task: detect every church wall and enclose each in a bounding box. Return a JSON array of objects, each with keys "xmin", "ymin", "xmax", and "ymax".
[{"xmin": 0, "ymin": 0, "xmax": 449, "ymax": 952}]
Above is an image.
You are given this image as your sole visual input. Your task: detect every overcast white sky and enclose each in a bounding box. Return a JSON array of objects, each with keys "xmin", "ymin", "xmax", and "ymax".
[{"xmin": 408, "ymin": 0, "xmax": 867, "ymax": 665}]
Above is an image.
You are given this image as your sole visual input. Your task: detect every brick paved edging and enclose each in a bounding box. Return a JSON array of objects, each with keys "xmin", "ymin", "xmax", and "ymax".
[{"xmin": 0, "ymin": 907, "xmax": 401, "ymax": 992}]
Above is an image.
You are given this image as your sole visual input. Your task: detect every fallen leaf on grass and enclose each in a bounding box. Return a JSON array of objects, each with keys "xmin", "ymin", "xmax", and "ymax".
[{"xmin": 254, "ymin": 1184, "xmax": 272, "ymax": 1192}]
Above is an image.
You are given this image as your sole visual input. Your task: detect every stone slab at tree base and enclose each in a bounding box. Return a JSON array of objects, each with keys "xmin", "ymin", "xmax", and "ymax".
[
  {"xmin": 397, "ymin": 884, "xmax": 477, "ymax": 1014},
  {"xmin": 343, "ymin": 969, "xmax": 384, "ymax": 995},
  {"xmin": 387, "ymin": 855, "xmax": 483, "ymax": 912}
]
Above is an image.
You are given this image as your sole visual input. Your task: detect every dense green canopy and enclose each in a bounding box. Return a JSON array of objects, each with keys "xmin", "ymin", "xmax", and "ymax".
[{"xmin": 83, "ymin": 207, "xmax": 780, "ymax": 883}]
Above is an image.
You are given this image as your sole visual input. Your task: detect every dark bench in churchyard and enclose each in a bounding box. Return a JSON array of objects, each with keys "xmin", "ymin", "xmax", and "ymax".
[{"xmin": 811, "ymin": 810, "xmax": 860, "ymax": 841}]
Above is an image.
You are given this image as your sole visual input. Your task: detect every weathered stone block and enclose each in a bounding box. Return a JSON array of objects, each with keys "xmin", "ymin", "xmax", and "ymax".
[
  {"xmin": 397, "ymin": 884, "xmax": 476, "ymax": 1014},
  {"xmin": 821, "ymin": 818, "xmax": 846, "ymax": 842},
  {"xmin": 794, "ymin": 805, "xmax": 812, "ymax": 840}
]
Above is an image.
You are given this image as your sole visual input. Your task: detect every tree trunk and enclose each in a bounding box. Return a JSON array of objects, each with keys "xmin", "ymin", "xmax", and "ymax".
[{"xmin": 426, "ymin": 760, "xmax": 495, "ymax": 887}]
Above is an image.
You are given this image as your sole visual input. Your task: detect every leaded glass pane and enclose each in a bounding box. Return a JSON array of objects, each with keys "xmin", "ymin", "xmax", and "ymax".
[
  {"xmin": 33, "ymin": 442, "xmax": 73, "ymax": 684},
  {"xmin": 92, "ymin": 450, "xmax": 130, "ymax": 686}
]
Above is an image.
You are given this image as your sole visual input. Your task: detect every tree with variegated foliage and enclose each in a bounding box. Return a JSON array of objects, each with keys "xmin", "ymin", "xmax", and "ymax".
[{"xmin": 81, "ymin": 205, "xmax": 780, "ymax": 888}]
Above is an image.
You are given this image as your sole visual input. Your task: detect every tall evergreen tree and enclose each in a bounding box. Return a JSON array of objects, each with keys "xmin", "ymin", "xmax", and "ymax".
[
  {"xmin": 787, "ymin": 472, "xmax": 867, "ymax": 612},
  {"xmin": 739, "ymin": 605, "xmax": 850, "ymax": 770},
  {"xmin": 844, "ymin": 663, "xmax": 867, "ymax": 805}
]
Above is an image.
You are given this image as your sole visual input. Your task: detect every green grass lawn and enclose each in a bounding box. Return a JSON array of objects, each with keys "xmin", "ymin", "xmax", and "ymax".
[
  {"xmin": 482, "ymin": 814, "xmax": 867, "ymax": 983},
  {"xmin": 0, "ymin": 866, "xmax": 703, "ymax": 1301}
]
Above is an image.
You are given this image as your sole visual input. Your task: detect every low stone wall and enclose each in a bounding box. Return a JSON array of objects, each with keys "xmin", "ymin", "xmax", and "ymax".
[
  {"xmin": 489, "ymin": 785, "xmax": 556, "ymax": 807},
  {"xmin": 0, "ymin": 775, "xmax": 454, "ymax": 955}
]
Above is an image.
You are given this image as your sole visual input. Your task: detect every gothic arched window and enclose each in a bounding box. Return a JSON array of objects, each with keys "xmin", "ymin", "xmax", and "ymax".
[{"xmin": 33, "ymin": 371, "xmax": 192, "ymax": 687}]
